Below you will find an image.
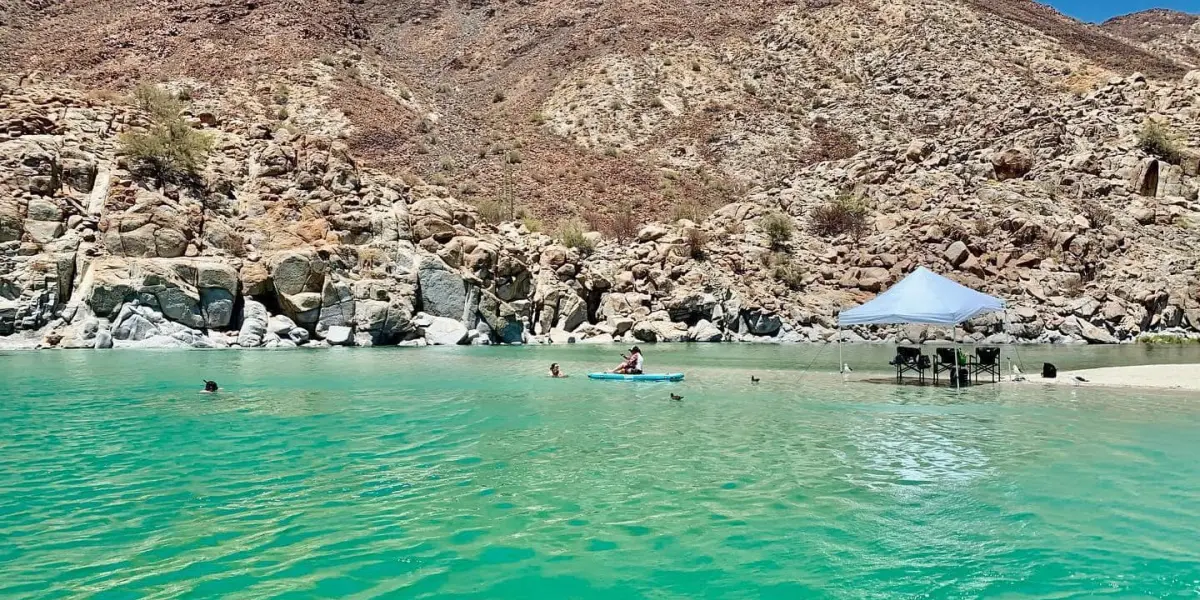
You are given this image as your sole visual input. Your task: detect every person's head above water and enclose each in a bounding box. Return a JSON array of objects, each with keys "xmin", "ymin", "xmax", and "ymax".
[
  {"xmin": 550, "ymin": 363, "xmax": 560, "ymax": 375},
  {"xmin": 203, "ymin": 380, "xmax": 218, "ymax": 392}
]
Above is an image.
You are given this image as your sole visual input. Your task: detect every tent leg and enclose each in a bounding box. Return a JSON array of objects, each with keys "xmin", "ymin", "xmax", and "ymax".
[
  {"xmin": 952, "ymin": 325, "xmax": 960, "ymax": 390},
  {"xmin": 838, "ymin": 327, "xmax": 844, "ymax": 381}
]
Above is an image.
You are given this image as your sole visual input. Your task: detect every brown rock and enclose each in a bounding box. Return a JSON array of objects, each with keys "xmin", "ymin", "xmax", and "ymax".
[
  {"xmin": 240, "ymin": 263, "xmax": 273, "ymax": 297},
  {"xmin": 943, "ymin": 240, "xmax": 970, "ymax": 266},
  {"xmin": 856, "ymin": 267, "xmax": 890, "ymax": 292},
  {"xmin": 991, "ymin": 147, "xmax": 1032, "ymax": 181}
]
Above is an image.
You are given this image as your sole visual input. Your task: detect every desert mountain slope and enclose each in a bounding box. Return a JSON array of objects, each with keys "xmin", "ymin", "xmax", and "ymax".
[
  {"xmin": 1101, "ymin": 9, "xmax": 1199, "ymax": 67},
  {"xmin": 1, "ymin": 0, "xmax": 1199, "ymax": 350}
]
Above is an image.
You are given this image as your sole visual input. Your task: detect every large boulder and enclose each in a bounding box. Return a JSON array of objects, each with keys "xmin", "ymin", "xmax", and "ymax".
[
  {"xmin": 415, "ymin": 313, "xmax": 469, "ymax": 346},
  {"xmin": 665, "ymin": 291, "xmax": 717, "ymax": 323},
  {"xmin": 0, "ymin": 136, "xmax": 59, "ymax": 195},
  {"xmin": 82, "ymin": 258, "xmax": 237, "ymax": 330},
  {"xmin": 742, "ymin": 309, "xmax": 782, "ymax": 336},
  {"xmin": 240, "ymin": 262, "xmax": 273, "ymax": 296},
  {"xmin": 477, "ymin": 290, "xmax": 524, "ymax": 344},
  {"xmin": 688, "ymin": 319, "xmax": 724, "ymax": 342},
  {"xmin": 355, "ymin": 298, "xmax": 415, "ymax": 345},
  {"xmin": 992, "ymin": 147, "xmax": 1032, "ymax": 181},
  {"xmin": 1060, "ymin": 316, "xmax": 1117, "ymax": 344},
  {"xmin": 598, "ymin": 291, "xmax": 650, "ymax": 322},
  {"xmin": 943, "ymin": 241, "xmax": 970, "ymax": 267},
  {"xmin": 270, "ymin": 251, "xmax": 325, "ymax": 296},
  {"xmin": 237, "ymin": 299, "xmax": 269, "ymax": 347},
  {"xmin": 324, "ymin": 325, "xmax": 354, "ymax": 346},
  {"xmin": 418, "ymin": 254, "xmax": 467, "ymax": 319},
  {"xmin": 632, "ymin": 320, "xmax": 688, "ymax": 343},
  {"xmin": 318, "ymin": 278, "xmax": 356, "ymax": 333}
]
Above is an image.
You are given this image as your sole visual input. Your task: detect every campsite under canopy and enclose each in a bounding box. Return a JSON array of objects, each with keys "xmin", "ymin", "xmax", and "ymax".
[{"xmin": 838, "ymin": 266, "xmax": 1005, "ymax": 327}]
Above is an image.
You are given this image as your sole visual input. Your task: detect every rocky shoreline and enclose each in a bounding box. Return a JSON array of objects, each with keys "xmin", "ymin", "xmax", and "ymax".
[{"xmin": 4, "ymin": 57, "xmax": 1200, "ymax": 351}]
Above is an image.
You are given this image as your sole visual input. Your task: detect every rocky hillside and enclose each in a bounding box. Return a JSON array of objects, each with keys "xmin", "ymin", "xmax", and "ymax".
[
  {"xmin": 1, "ymin": 0, "xmax": 1200, "ymax": 350},
  {"xmin": 1102, "ymin": 9, "xmax": 1200, "ymax": 67}
]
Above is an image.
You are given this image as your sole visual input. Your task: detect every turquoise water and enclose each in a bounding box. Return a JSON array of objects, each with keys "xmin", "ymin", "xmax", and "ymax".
[{"xmin": 1, "ymin": 345, "xmax": 1199, "ymax": 599}]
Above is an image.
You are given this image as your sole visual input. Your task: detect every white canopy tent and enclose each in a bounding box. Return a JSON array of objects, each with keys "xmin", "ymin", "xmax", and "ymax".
[{"xmin": 836, "ymin": 267, "xmax": 1006, "ymax": 385}]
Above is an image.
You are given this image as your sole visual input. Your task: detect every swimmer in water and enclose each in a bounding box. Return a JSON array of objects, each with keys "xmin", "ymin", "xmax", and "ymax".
[
  {"xmin": 549, "ymin": 363, "xmax": 567, "ymax": 378},
  {"xmin": 203, "ymin": 380, "xmax": 219, "ymax": 392}
]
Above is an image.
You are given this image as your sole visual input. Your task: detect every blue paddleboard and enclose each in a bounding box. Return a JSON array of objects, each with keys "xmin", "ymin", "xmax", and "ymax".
[{"xmin": 588, "ymin": 373, "xmax": 685, "ymax": 382}]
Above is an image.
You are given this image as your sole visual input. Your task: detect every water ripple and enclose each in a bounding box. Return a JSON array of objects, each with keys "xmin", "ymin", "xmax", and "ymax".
[{"xmin": 1, "ymin": 347, "xmax": 1198, "ymax": 598}]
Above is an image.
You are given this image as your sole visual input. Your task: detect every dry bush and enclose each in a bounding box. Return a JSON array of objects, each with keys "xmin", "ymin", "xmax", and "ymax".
[
  {"xmin": 973, "ymin": 216, "xmax": 995, "ymax": 237},
  {"xmin": 1137, "ymin": 121, "xmax": 1184, "ymax": 164},
  {"xmin": 670, "ymin": 200, "xmax": 711, "ymax": 224},
  {"xmin": 944, "ymin": 221, "xmax": 970, "ymax": 243},
  {"xmin": 683, "ymin": 228, "xmax": 709, "ymax": 260},
  {"xmin": 357, "ymin": 247, "xmax": 387, "ymax": 272},
  {"xmin": 800, "ymin": 123, "xmax": 860, "ymax": 165},
  {"xmin": 607, "ymin": 211, "xmax": 639, "ymax": 243},
  {"xmin": 1081, "ymin": 203, "xmax": 1114, "ymax": 228},
  {"xmin": 808, "ymin": 195, "xmax": 869, "ymax": 239},
  {"xmin": 474, "ymin": 199, "xmax": 507, "ymax": 224},
  {"xmin": 760, "ymin": 212, "xmax": 793, "ymax": 248}
]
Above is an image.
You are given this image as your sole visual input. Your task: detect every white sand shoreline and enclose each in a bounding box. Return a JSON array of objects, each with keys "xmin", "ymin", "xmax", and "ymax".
[{"xmin": 1043, "ymin": 364, "xmax": 1200, "ymax": 392}]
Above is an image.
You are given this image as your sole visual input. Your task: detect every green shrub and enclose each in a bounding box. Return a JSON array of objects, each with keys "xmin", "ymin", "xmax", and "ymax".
[
  {"xmin": 522, "ymin": 216, "xmax": 543, "ymax": 233},
  {"xmin": 120, "ymin": 85, "xmax": 212, "ymax": 183},
  {"xmin": 808, "ymin": 194, "xmax": 869, "ymax": 239},
  {"xmin": 769, "ymin": 253, "xmax": 805, "ymax": 290},
  {"xmin": 474, "ymin": 199, "xmax": 506, "ymax": 224},
  {"xmin": 760, "ymin": 212, "xmax": 793, "ymax": 248},
  {"xmin": 131, "ymin": 83, "xmax": 182, "ymax": 119},
  {"xmin": 1137, "ymin": 121, "xmax": 1184, "ymax": 164},
  {"xmin": 559, "ymin": 219, "xmax": 594, "ymax": 254}
]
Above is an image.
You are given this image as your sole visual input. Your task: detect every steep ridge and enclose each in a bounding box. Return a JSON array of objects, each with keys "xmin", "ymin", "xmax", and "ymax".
[
  {"xmin": 1101, "ymin": 9, "xmax": 1200, "ymax": 67},
  {"xmin": 1, "ymin": 0, "xmax": 1199, "ymax": 350}
]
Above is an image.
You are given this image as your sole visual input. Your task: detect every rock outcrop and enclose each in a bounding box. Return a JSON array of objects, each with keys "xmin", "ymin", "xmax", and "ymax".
[{"xmin": 2, "ymin": 0, "xmax": 1200, "ymax": 351}]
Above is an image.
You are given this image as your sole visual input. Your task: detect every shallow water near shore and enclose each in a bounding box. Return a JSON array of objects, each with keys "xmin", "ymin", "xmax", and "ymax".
[{"xmin": 2, "ymin": 345, "xmax": 1199, "ymax": 599}]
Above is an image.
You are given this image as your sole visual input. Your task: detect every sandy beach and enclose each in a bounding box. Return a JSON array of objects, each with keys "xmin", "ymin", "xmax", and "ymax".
[{"xmin": 1050, "ymin": 364, "xmax": 1200, "ymax": 392}]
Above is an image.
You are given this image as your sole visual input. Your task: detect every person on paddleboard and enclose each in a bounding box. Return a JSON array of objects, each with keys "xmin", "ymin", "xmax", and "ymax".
[{"xmin": 612, "ymin": 346, "xmax": 644, "ymax": 375}]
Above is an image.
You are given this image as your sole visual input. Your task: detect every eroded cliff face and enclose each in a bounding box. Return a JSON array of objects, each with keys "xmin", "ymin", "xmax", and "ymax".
[{"xmin": 2, "ymin": 1, "xmax": 1200, "ymax": 349}]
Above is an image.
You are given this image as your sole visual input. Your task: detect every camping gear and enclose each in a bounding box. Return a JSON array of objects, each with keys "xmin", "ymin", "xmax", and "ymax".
[
  {"xmin": 889, "ymin": 346, "xmax": 930, "ymax": 383},
  {"xmin": 973, "ymin": 347, "xmax": 1001, "ymax": 383},
  {"xmin": 838, "ymin": 267, "xmax": 1006, "ymax": 389}
]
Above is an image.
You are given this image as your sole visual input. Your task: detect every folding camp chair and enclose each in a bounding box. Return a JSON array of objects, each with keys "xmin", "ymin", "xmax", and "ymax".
[
  {"xmin": 889, "ymin": 346, "xmax": 930, "ymax": 383},
  {"xmin": 972, "ymin": 347, "xmax": 1001, "ymax": 383}
]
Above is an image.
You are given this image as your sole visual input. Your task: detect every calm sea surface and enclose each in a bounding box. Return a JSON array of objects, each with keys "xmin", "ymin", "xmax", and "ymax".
[{"xmin": 1, "ymin": 345, "xmax": 1198, "ymax": 599}]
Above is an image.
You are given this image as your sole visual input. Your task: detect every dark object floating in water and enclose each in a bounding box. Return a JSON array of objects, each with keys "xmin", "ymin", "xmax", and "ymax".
[
  {"xmin": 751, "ymin": 376, "xmax": 760, "ymax": 384},
  {"xmin": 669, "ymin": 393, "xmax": 683, "ymax": 401},
  {"xmin": 203, "ymin": 380, "xmax": 219, "ymax": 392},
  {"xmin": 1042, "ymin": 363, "xmax": 1057, "ymax": 379},
  {"xmin": 1074, "ymin": 376, "xmax": 1089, "ymax": 383}
]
